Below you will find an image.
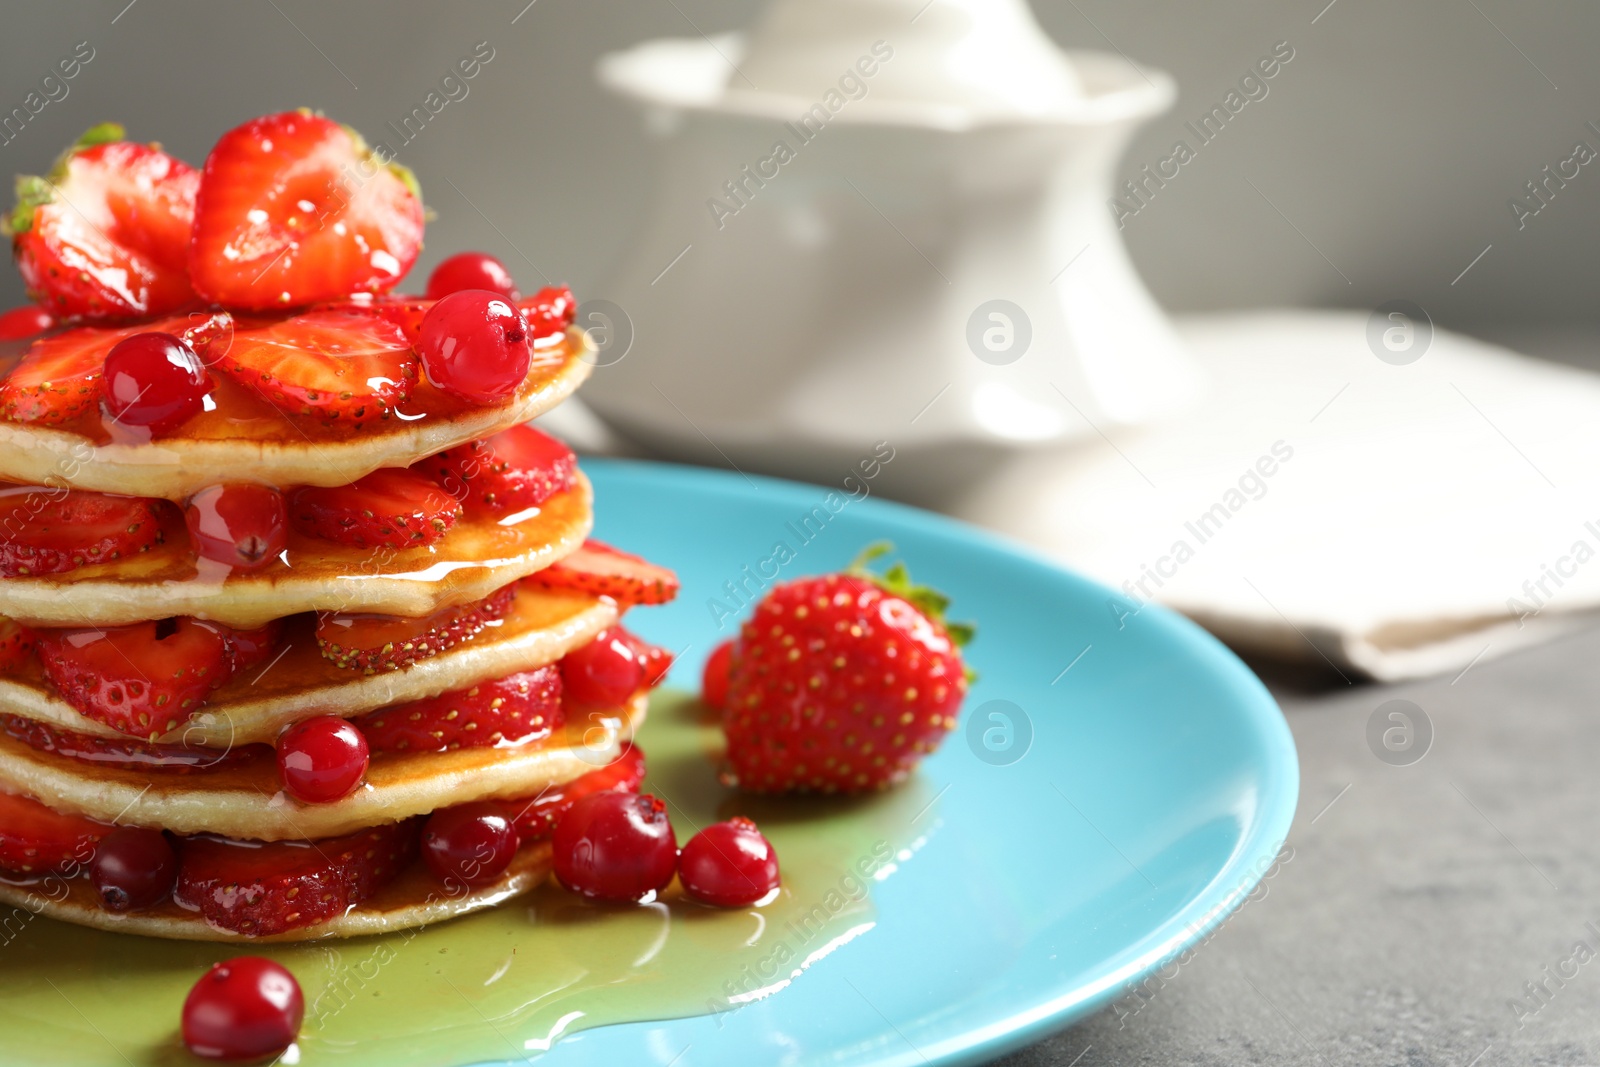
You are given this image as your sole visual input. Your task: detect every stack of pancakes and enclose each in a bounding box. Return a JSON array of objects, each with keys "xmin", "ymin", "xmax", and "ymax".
[{"xmin": 0, "ymin": 324, "xmax": 672, "ymax": 941}]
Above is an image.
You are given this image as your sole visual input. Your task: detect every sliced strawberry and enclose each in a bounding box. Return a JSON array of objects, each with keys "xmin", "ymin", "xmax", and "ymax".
[
  {"xmin": 621, "ymin": 629, "xmax": 674, "ymax": 688},
  {"xmin": 215, "ymin": 618, "xmax": 284, "ymax": 675},
  {"xmin": 218, "ymin": 308, "xmax": 416, "ymax": 427},
  {"xmin": 36, "ymin": 618, "xmax": 232, "ymax": 738},
  {"xmin": 354, "ymin": 665, "xmax": 563, "ymax": 753},
  {"xmin": 519, "ymin": 285, "xmax": 576, "ymax": 344},
  {"xmin": 0, "ymin": 309, "xmax": 231, "ymax": 426},
  {"xmin": 324, "ymin": 294, "xmax": 431, "ymax": 344},
  {"xmin": 1, "ymin": 714, "xmax": 266, "ymax": 774},
  {"xmin": 0, "ymin": 619, "xmax": 35, "ymax": 672},
  {"xmin": 0, "ymin": 487, "xmax": 163, "ymax": 577},
  {"xmin": 289, "ymin": 467, "xmax": 461, "ymax": 549},
  {"xmin": 315, "ymin": 584, "xmax": 517, "ymax": 673},
  {"xmin": 498, "ymin": 744, "xmax": 646, "ymax": 842},
  {"xmin": 174, "ymin": 820, "xmax": 418, "ymax": 936},
  {"xmin": 0, "ymin": 790, "xmax": 108, "ymax": 876},
  {"xmin": 0, "ymin": 306, "xmax": 54, "ymax": 341},
  {"xmin": 190, "ymin": 110, "xmax": 424, "ymax": 310},
  {"xmin": 6, "ymin": 124, "xmax": 198, "ymax": 320},
  {"xmin": 522, "ymin": 540, "xmax": 679, "ymax": 607},
  {"xmin": 425, "ymin": 424, "xmax": 577, "ymax": 513}
]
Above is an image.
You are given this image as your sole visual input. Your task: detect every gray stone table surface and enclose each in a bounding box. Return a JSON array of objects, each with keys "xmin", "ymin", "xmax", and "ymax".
[
  {"xmin": 993, "ymin": 326, "xmax": 1600, "ymax": 1067},
  {"xmin": 992, "ymin": 628, "xmax": 1600, "ymax": 1067}
]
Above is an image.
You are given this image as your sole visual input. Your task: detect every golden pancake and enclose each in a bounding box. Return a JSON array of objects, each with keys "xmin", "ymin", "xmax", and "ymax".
[
  {"xmin": 0, "ymin": 840, "xmax": 554, "ymax": 942},
  {"xmin": 0, "ymin": 472, "xmax": 592, "ymax": 628},
  {"xmin": 0, "ymin": 694, "xmax": 645, "ymax": 841},
  {"xmin": 0, "ymin": 329, "xmax": 592, "ymax": 501},
  {"xmin": 0, "ymin": 586, "xmax": 616, "ymax": 745}
]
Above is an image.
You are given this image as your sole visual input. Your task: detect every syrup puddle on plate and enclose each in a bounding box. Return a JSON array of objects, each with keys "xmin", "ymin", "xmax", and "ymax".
[{"xmin": 0, "ymin": 689, "xmax": 935, "ymax": 1066}]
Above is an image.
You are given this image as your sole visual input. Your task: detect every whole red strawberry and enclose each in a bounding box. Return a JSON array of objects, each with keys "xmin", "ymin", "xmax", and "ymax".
[
  {"xmin": 721, "ymin": 544, "xmax": 973, "ymax": 793},
  {"xmin": 5, "ymin": 123, "xmax": 198, "ymax": 320}
]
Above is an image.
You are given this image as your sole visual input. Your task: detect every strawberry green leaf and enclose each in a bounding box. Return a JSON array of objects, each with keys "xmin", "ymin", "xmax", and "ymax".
[
  {"xmin": 71, "ymin": 122, "xmax": 124, "ymax": 152},
  {"xmin": 846, "ymin": 541, "xmax": 975, "ymax": 647},
  {"xmin": 5, "ymin": 124, "xmax": 129, "ymax": 237},
  {"xmin": 5, "ymin": 175, "xmax": 52, "ymax": 237}
]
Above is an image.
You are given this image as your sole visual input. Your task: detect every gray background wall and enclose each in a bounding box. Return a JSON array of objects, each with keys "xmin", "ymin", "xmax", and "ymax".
[{"xmin": 0, "ymin": 1, "xmax": 1593, "ymax": 334}]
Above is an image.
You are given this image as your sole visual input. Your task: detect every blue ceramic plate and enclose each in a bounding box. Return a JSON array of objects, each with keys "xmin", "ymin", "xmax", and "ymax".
[{"xmin": 483, "ymin": 458, "xmax": 1300, "ymax": 1067}]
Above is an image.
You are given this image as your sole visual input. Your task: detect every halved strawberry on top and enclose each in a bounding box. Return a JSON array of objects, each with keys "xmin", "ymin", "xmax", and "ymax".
[
  {"xmin": 5, "ymin": 123, "xmax": 198, "ymax": 320},
  {"xmin": 0, "ymin": 790, "xmax": 109, "ymax": 876},
  {"xmin": 174, "ymin": 820, "xmax": 418, "ymax": 935},
  {"xmin": 36, "ymin": 617, "xmax": 233, "ymax": 738},
  {"xmin": 0, "ymin": 310, "xmax": 232, "ymax": 426},
  {"xmin": 190, "ymin": 110, "xmax": 424, "ymax": 310},
  {"xmin": 216, "ymin": 308, "xmax": 416, "ymax": 427},
  {"xmin": 424, "ymin": 424, "xmax": 577, "ymax": 513},
  {"xmin": 354, "ymin": 665, "xmax": 563, "ymax": 753},
  {"xmin": 0, "ymin": 487, "xmax": 164, "ymax": 577},
  {"xmin": 522, "ymin": 540, "xmax": 679, "ymax": 607},
  {"xmin": 315, "ymin": 583, "xmax": 517, "ymax": 673}
]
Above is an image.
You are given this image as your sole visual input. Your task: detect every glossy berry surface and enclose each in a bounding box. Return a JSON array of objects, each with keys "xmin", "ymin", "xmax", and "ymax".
[
  {"xmin": 421, "ymin": 801, "xmax": 518, "ymax": 888},
  {"xmin": 560, "ymin": 629, "xmax": 644, "ymax": 709},
  {"xmin": 520, "ymin": 285, "xmax": 576, "ymax": 342},
  {"xmin": 722, "ymin": 548, "xmax": 971, "ymax": 793},
  {"xmin": 14, "ymin": 131, "xmax": 198, "ymax": 319},
  {"xmin": 101, "ymin": 331, "xmax": 210, "ymax": 435},
  {"xmin": 417, "ymin": 289, "xmax": 532, "ymax": 404},
  {"xmin": 0, "ymin": 306, "xmax": 54, "ymax": 341},
  {"xmin": 276, "ymin": 716, "xmax": 369, "ymax": 803},
  {"xmin": 702, "ymin": 640, "xmax": 734, "ymax": 712},
  {"xmin": 500, "ymin": 744, "xmax": 646, "ymax": 842},
  {"xmin": 426, "ymin": 251, "xmax": 519, "ymax": 301},
  {"xmin": 90, "ymin": 826, "xmax": 177, "ymax": 912},
  {"xmin": 427, "ymin": 423, "xmax": 577, "ymax": 512},
  {"xmin": 552, "ymin": 791, "xmax": 677, "ymax": 902},
  {"xmin": 190, "ymin": 111, "xmax": 422, "ymax": 310},
  {"xmin": 181, "ymin": 956, "xmax": 304, "ymax": 1062},
  {"xmin": 678, "ymin": 817, "xmax": 781, "ymax": 908},
  {"xmin": 624, "ymin": 630, "xmax": 674, "ymax": 688},
  {"xmin": 185, "ymin": 484, "xmax": 287, "ymax": 570},
  {"xmin": 524, "ymin": 540, "xmax": 680, "ymax": 607}
]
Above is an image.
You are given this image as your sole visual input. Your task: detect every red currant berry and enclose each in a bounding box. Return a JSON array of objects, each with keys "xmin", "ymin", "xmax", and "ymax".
[
  {"xmin": 181, "ymin": 957, "xmax": 303, "ymax": 1063},
  {"xmin": 90, "ymin": 827, "xmax": 177, "ymax": 912},
  {"xmin": 0, "ymin": 305, "xmax": 53, "ymax": 341},
  {"xmin": 185, "ymin": 484, "xmax": 287, "ymax": 570},
  {"xmin": 552, "ymin": 791, "xmax": 677, "ymax": 902},
  {"xmin": 702, "ymin": 639, "xmax": 735, "ymax": 712},
  {"xmin": 421, "ymin": 801, "xmax": 518, "ymax": 888},
  {"xmin": 679, "ymin": 816, "xmax": 781, "ymax": 907},
  {"xmin": 417, "ymin": 290, "xmax": 532, "ymax": 404},
  {"xmin": 102, "ymin": 331, "xmax": 210, "ymax": 435},
  {"xmin": 561, "ymin": 629, "xmax": 645, "ymax": 709},
  {"xmin": 426, "ymin": 252, "xmax": 520, "ymax": 301},
  {"xmin": 276, "ymin": 716, "xmax": 369, "ymax": 803}
]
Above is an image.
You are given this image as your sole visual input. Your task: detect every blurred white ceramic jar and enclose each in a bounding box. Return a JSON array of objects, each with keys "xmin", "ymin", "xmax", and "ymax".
[{"xmin": 582, "ymin": 0, "xmax": 1200, "ymax": 504}]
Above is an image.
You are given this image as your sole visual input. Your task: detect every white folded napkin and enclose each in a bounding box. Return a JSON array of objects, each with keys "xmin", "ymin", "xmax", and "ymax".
[{"xmin": 948, "ymin": 310, "xmax": 1600, "ymax": 681}]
